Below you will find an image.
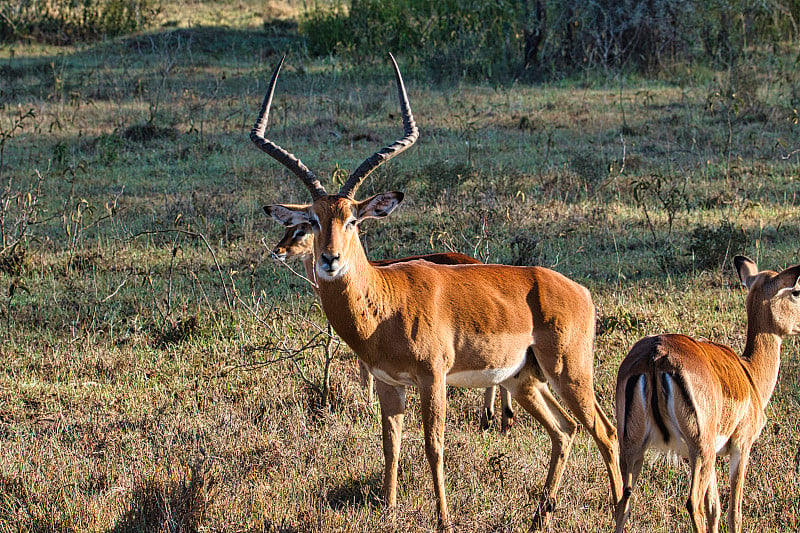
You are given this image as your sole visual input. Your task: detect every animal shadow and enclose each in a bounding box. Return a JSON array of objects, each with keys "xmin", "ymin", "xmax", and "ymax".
[{"xmin": 325, "ymin": 472, "xmax": 383, "ymax": 510}]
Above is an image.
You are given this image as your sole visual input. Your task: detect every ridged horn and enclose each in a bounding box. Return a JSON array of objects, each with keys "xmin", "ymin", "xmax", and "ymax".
[
  {"xmin": 339, "ymin": 53, "xmax": 419, "ymax": 198},
  {"xmin": 250, "ymin": 56, "xmax": 327, "ymax": 200}
]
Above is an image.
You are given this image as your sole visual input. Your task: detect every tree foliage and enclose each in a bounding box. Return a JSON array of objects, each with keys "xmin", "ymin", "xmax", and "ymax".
[
  {"xmin": 0, "ymin": 0, "xmax": 157, "ymax": 44},
  {"xmin": 301, "ymin": 0, "xmax": 800, "ymax": 80}
]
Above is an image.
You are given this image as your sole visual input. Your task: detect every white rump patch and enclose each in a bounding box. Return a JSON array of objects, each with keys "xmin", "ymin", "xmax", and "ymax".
[{"xmin": 650, "ymin": 373, "xmax": 691, "ymax": 457}]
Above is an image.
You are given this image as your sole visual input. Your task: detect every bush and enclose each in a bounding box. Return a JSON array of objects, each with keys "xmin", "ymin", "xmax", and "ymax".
[
  {"xmin": 300, "ymin": 0, "xmax": 800, "ymax": 80},
  {"xmin": 301, "ymin": 0, "xmax": 527, "ymax": 80},
  {"xmin": 0, "ymin": 0, "xmax": 157, "ymax": 44},
  {"xmin": 689, "ymin": 220, "xmax": 748, "ymax": 271}
]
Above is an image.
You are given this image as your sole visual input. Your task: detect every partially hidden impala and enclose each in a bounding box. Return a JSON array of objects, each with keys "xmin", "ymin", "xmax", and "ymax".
[
  {"xmin": 271, "ymin": 222, "xmax": 515, "ymax": 432},
  {"xmin": 253, "ymin": 54, "xmax": 622, "ymax": 530},
  {"xmin": 615, "ymin": 256, "xmax": 800, "ymax": 533}
]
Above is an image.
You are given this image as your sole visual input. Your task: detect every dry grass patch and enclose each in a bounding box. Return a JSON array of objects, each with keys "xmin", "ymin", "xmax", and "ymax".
[{"xmin": 1, "ymin": 6, "xmax": 800, "ymax": 530}]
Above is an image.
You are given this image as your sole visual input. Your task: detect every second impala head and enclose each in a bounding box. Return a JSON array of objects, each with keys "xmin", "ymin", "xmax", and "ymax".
[
  {"xmin": 271, "ymin": 222, "xmax": 313, "ymax": 261},
  {"xmin": 265, "ymin": 192, "xmax": 404, "ymax": 281}
]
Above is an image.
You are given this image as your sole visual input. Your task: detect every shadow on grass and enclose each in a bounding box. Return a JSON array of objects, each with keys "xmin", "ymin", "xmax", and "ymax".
[
  {"xmin": 109, "ymin": 459, "xmax": 212, "ymax": 533},
  {"xmin": 325, "ymin": 472, "xmax": 383, "ymax": 511}
]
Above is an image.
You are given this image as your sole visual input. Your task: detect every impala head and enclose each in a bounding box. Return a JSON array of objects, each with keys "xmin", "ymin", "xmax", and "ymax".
[
  {"xmin": 253, "ymin": 54, "xmax": 417, "ymax": 281},
  {"xmin": 271, "ymin": 222, "xmax": 314, "ymax": 261},
  {"xmin": 735, "ymin": 255, "xmax": 800, "ymax": 336}
]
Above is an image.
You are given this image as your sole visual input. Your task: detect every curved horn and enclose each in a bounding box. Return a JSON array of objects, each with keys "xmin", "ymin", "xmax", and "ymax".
[
  {"xmin": 339, "ymin": 53, "xmax": 419, "ymax": 198},
  {"xmin": 250, "ymin": 56, "xmax": 327, "ymax": 200}
]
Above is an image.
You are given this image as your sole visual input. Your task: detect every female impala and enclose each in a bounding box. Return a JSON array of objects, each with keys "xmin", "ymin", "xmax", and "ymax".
[
  {"xmin": 271, "ymin": 223, "xmax": 516, "ymax": 432},
  {"xmin": 615, "ymin": 256, "xmax": 800, "ymax": 533},
  {"xmin": 253, "ymin": 54, "xmax": 622, "ymax": 530}
]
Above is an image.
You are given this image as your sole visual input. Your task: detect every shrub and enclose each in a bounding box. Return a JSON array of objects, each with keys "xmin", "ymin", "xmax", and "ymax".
[
  {"xmin": 301, "ymin": 0, "xmax": 527, "ymax": 80},
  {"xmin": 0, "ymin": 0, "xmax": 157, "ymax": 44},
  {"xmin": 689, "ymin": 220, "xmax": 748, "ymax": 271},
  {"xmin": 300, "ymin": 0, "xmax": 800, "ymax": 80}
]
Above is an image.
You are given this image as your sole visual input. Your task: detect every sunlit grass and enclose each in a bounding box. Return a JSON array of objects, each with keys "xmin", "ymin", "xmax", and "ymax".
[{"xmin": 0, "ymin": 4, "xmax": 799, "ymax": 531}]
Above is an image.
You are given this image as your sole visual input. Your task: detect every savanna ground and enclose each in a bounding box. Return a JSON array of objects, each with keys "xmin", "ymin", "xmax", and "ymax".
[{"xmin": 1, "ymin": 1, "xmax": 800, "ymax": 531}]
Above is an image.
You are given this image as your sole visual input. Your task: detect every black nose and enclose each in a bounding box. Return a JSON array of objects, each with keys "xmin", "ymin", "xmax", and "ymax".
[
  {"xmin": 320, "ymin": 252, "xmax": 340, "ymax": 271},
  {"xmin": 271, "ymin": 249, "xmax": 287, "ymax": 261}
]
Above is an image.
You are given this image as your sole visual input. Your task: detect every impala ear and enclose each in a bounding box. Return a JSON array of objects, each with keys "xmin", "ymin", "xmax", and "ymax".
[
  {"xmin": 357, "ymin": 191, "xmax": 404, "ymax": 220},
  {"xmin": 264, "ymin": 204, "xmax": 310, "ymax": 227},
  {"xmin": 776, "ymin": 264, "xmax": 800, "ymax": 292},
  {"xmin": 734, "ymin": 255, "xmax": 759, "ymax": 289}
]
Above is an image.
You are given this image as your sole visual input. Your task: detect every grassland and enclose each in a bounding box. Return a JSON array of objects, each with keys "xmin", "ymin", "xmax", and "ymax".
[{"xmin": 1, "ymin": 1, "xmax": 800, "ymax": 531}]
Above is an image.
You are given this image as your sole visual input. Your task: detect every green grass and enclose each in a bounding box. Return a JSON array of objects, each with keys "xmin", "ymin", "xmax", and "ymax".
[{"xmin": 1, "ymin": 3, "xmax": 800, "ymax": 531}]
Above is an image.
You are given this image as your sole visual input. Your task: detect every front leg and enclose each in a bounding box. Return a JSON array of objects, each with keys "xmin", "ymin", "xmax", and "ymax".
[
  {"xmin": 375, "ymin": 380, "xmax": 406, "ymax": 507},
  {"xmin": 419, "ymin": 374, "xmax": 450, "ymax": 531}
]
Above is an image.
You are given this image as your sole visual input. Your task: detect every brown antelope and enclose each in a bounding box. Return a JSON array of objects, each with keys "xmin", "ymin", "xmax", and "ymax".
[
  {"xmin": 614, "ymin": 256, "xmax": 800, "ymax": 533},
  {"xmin": 253, "ymin": 54, "xmax": 622, "ymax": 530},
  {"xmin": 271, "ymin": 222, "xmax": 516, "ymax": 432}
]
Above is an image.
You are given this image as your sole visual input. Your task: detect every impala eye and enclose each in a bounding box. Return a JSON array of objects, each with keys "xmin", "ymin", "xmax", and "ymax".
[
  {"xmin": 309, "ymin": 218, "xmax": 320, "ymax": 230},
  {"xmin": 792, "ymin": 289, "xmax": 800, "ymax": 299},
  {"xmin": 345, "ymin": 218, "xmax": 357, "ymax": 230},
  {"xmin": 294, "ymin": 229, "xmax": 306, "ymax": 238}
]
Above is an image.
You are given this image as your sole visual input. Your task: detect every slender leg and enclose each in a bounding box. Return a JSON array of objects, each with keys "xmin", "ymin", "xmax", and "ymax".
[
  {"xmin": 358, "ymin": 360, "xmax": 374, "ymax": 403},
  {"xmin": 500, "ymin": 386, "xmax": 514, "ymax": 434},
  {"xmin": 614, "ymin": 376, "xmax": 647, "ymax": 533},
  {"xmin": 686, "ymin": 450, "xmax": 715, "ymax": 533},
  {"xmin": 727, "ymin": 445, "xmax": 751, "ymax": 533},
  {"xmin": 705, "ymin": 466, "xmax": 720, "ymax": 533},
  {"xmin": 509, "ymin": 376, "xmax": 577, "ymax": 530},
  {"xmin": 533, "ymin": 328, "xmax": 623, "ymax": 507},
  {"xmin": 614, "ymin": 441, "xmax": 645, "ymax": 533},
  {"xmin": 480, "ymin": 386, "xmax": 496, "ymax": 431},
  {"xmin": 419, "ymin": 374, "xmax": 450, "ymax": 531},
  {"xmin": 375, "ymin": 380, "xmax": 405, "ymax": 508},
  {"xmin": 550, "ymin": 372, "xmax": 623, "ymax": 505}
]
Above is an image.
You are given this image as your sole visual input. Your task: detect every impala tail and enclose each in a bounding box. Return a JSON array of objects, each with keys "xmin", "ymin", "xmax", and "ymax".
[{"xmin": 618, "ymin": 337, "xmax": 699, "ymax": 458}]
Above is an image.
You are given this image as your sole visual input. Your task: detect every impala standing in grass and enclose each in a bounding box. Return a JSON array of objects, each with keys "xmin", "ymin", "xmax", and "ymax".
[
  {"xmin": 615, "ymin": 256, "xmax": 800, "ymax": 533},
  {"xmin": 254, "ymin": 54, "xmax": 622, "ymax": 530},
  {"xmin": 271, "ymin": 222, "xmax": 516, "ymax": 431}
]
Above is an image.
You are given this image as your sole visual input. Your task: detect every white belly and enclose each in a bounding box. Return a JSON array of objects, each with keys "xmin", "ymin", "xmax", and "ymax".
[
  {"xmin": 370, "ymin": 367, "xmax": 416, "ymax": 387},
  {"xmin": 446, "ymin": 355, "xmax": 527, "ymax": 388}
]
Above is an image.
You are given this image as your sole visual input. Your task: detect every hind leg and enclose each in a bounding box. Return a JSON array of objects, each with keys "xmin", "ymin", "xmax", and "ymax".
[
  {"xmin": 705, "ymin": 466, "xmax": 720, "ymax": 533},
  {"xmin": 532, "ymin": 327, "xmax": 623, "ymax": 508},
  {"xmin": 507, "ymin": 374, "xmax": 577, "ymax": 530},
  {"xmin": 615, "ymin": 374, "xmax": 648, "ymax": 533},
  {"xmin": 614, "ymin": 441, "xmax": 645, "ymax": 533},
  {"xmin": 686, "ymin": 449, "xmax": 716, "ymax": 533},
  {"xmin": 358, "ymin": 359, "xmax": 374, "ymax": 402},
  {"xmin": 500, "ymin": 386, "xmax": 514, "ymax": 433},
  {"xmin": 480, "ymin": 386, "xmax": 496, "ymax": 431},
  {"xmin": 546, "ymin": 363, "xmax": 623, "ymax": 506}
]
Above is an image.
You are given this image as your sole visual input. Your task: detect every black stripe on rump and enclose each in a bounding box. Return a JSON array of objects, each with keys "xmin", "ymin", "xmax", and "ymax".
[
  {"xmin": 652, "ymin": 371, "xmax": 671, "ymax": 444},
  {"xmin": 667, "ymin": 371, "xmax": 696, "ymax": 417},
  {"xmin": 623, "ymin": 374, "xmax": 642, "ymax": 441}
]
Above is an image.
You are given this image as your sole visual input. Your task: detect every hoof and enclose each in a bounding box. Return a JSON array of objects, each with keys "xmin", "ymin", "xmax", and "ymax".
[{"xmin": 529, "ymin": 496, "xmax": 556, "ymax": 531}]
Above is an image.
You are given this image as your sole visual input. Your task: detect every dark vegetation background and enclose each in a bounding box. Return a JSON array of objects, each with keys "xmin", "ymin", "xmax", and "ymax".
[{"xmin": 1, "ymin": 0, "xmax": 799, "ymax": 531}]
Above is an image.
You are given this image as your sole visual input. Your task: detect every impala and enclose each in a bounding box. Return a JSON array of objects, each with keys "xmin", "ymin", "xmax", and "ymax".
[
  {"xmin": 253, "ymin": 54, "xmax": 622, "ymax": 529},
  {"xmin": 271, "ymin": 222, "xmax": 516, "ymax": 432},
  {"xmin": 614, "ymin": 256, "xmax": 800, "ymax": 533}
]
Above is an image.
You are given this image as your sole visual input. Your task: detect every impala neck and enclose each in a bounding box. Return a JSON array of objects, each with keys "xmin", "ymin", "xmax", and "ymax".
[
  {"xmin": 301, "ymin": 255, "xmax": 316, "ymax": 286},
  {"xmin": 315, "ymin": 243, "xmax": 390, "ymax": 356},
  {"xmin": 741, "ymin": 328, "xmax": 783, "ymax": 407}
]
